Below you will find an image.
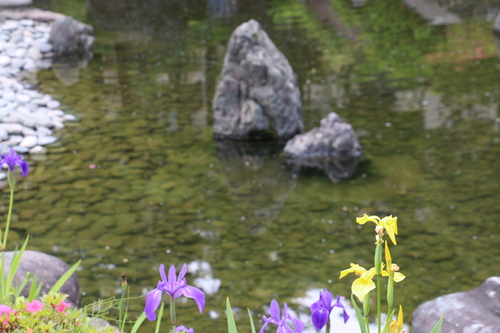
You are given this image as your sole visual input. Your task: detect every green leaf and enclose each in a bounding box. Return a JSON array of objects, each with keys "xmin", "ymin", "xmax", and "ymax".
[
  {"xmin": 130, "ymin": 312, "xmax": 147, "ymax": 333},
  {"xmin": 351, "ymin": 294, "xmax": 368, "ymax": 333},
  {"xmin": 381, "ymin": 309, "xmax": 395, "ymax": 333},
  {"xmin": 226, "ymin": 297, "xmax": 238, "ymax": 333},
  {"xmin": 429, "ymin": 313, "xmax": 444, "ymax": 333},
  {"xmin": 248, "ymin": 308, "xmax": 256, "ymax": 333},
  {"xmin": 154, "ymin": 303, "xmax": 165, "ymax": 333},
  {"xmin": 5, "ymin": 237, "xmax": 29, "ymax": 301},
  {"xmin": 49, "ymin": 259, "xmax": 81, "ymax": 294}
]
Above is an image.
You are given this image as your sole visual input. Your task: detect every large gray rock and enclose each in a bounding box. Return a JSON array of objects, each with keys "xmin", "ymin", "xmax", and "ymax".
[
  {"xmin": 412, "ymin": 277, "xmax": 500, "ymax": 333},
  {"xmin": 284, "ymin": 113, "xmax": 362, "ymax": 182},
  {"xmin": 2, "ymin": 250, "xmax": 80, "ymax": 306},
  {"xmin": 212, "ymin": 19, "xmax": 303, "ymax": 140}
]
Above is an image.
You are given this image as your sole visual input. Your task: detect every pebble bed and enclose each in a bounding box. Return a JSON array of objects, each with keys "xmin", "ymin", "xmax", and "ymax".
[{"xmin": 0, "ymin": 18, "xmax": 76, "ymax": 157}]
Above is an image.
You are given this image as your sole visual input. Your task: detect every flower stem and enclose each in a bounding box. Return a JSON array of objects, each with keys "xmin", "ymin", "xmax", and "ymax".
[
  {"xmin": 374, "ymin": 242, "xmax": 382, "ymax": 333},
  {"xmin": 3, "ymin": 172, "xmax": 15, "ymax": 250},
  {"xmin": 170, "ymin": 297, "xmax": 176, "ymax": 333},
  {"xmin": 376, "ymin": 274, "xmax": 381, "ymax": 333}
]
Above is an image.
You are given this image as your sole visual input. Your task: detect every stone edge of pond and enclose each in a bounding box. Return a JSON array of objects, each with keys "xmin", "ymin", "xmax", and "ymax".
[{"xmin": 0, "ymin": 7, "xmax": 94, "ymax": 178}]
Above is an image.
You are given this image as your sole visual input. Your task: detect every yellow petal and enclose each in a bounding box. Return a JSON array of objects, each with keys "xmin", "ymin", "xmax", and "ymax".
[
  {"xmin": 352, "ymin": 277, "xmax": 376, "ymax": 301},
  {"xmin": 397, "ymin": 305, "xmax": 404, "ymax": 332},
  {"xmin": 356, "ymin": 214, "xmax": 380, "ymax": 225},
  {"xmin": 364, "ymin": 267, "xmax": 378, "ymax": 280},
  {"xmin": 381, "ymin": 216, "xmax": 398, "ymax": 245},
  {"xmin": 385, "ymin": 242, "xmax": 392, "ymax": 267},
  {"xmin": 394, "ymin": 272, "xmax": 406, "ymax": 282},
  {"xmin": 339, "ymin": 263, "xmax": 366, "ymax": 279}
]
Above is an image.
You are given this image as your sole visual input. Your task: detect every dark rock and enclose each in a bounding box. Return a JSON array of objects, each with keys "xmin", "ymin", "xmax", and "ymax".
[
  {"xmin": 2, "ymin": 250, "xmax": 80, "ymax": 306},
  {"xmin": 284, "ymin": 112, "xmax": 361, "ymax": 182},
  {"xmin": 412, "ymin": 276, "xmax": 500, "ymax": 333},
  {"xmin": 212, "ymin": 19, "xmax": 303, "ymax": 140},
  {"xmin": 49, "ymin": 17, "xmax": 94, "ymax": 57}
]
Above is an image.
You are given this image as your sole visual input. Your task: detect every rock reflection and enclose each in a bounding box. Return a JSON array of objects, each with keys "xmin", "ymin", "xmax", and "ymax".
[
  {"xmin": 52, "ymin": 56, "xmax": 90, "ymax": 86},
  {"xmin": 215, "ymin": 140, "xmax": 296, "ymax": 235}
]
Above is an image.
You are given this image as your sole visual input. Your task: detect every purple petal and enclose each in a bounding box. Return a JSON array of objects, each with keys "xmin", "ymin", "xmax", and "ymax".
[
  {"xmin": 168, "ymin": 265, "xmax": 177, "ymax": 294},
  {"xmin": 144, "ymin": 289, "xmax": 163, "ymax": 321},
  {"xmin": 310, "ymin": 300, "xmax": 321, "ymax": 312},
  {"xmin": 277, "ymin": 325, "xmax": 293, "ymax": 333},
  {"xmin": 259, "ymin": 319, "xmax": 270, "ymax": 333},
  {"xmin": 311, "ymin": 308, "xmax": 328, "ymax": 330},
  {"xmin": 290, "ymin": 315, "xmax": 304, "ymax": 333},
  {"xmin": 176, "ymin": 325, "xmax": 194, "ymax": 333},
  {"xmin": 18, "ymin": 160, "xmax": 29, "ymax": 177},
  {"xmin": 159, "ymin": 264, "xmax": 167, "ymax": 282},
  {"xmin": 178, "ymin": 263, "xmax": 188, "ymax": 282},
  {"xmin": 182, "ymin": 285, "xmax": 205, "ymax": 313},
  {"xmin": 333, "ymin": 296, "xmax": 350, "ymax": 324},
  {"xmin": 269, "ymin": 300, "xmax": 280, "ymax": 321},
  {"xmin": 322, "ymin": 290, "xmax": 333, "ymax": 310}
]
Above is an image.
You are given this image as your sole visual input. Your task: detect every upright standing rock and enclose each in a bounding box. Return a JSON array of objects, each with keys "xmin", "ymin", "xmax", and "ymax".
[{"xmin": 213, "ymin": 19, "xmax": 303, "ymax": 140}]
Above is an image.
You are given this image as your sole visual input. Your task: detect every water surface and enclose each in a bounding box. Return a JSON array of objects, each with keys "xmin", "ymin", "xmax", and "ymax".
[{"xmin": 5, "ymin": 0, "xmax": 500, "ymax": 331}]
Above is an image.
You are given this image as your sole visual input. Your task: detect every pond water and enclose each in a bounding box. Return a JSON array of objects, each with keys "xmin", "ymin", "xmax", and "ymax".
[{"xmin": 5, "ymin": 0, "xmax": 500, "ymax": 331}]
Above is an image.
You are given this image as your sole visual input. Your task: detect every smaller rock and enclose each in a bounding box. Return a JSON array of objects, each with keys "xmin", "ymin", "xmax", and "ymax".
[
  {"xmin": 63, "ymin": 114, "xmax": 77, "ymax": 121},
  {"xmin": 34, "ymin": 42, "xmax": 52, "ymax": 53},
  {"xmin": 16, "ymin": 93, "xmax": 31, "ymax": 103},
  {"xmin": 13, "ymin": 146, "xmax": 29, "ymax": 153},
  {"xmin": 46, "ymin": 100, "xmax": 61, "ymax": 109},
  {"xmin": 0, "ymin": 123, "xmax": 23, "ymax": 134},
  {"xmin": 36, "ymin": 125, "xmax": 53, "ymax": 136},
  {"xmin": 29, "ymin": 145, "xmax": 46, "ymax": 154},
  {"xmin": 19, "ymin": 135, "xmax": 37, "ymax": 148},
  {"xmin": 37, "ymin": 135, "xmax": 57, "ymax": 146},
  {"xmin": 0, "ymin": 55, "xmax": 11, "ymax": 67},
  {"xmin": 0, "ymin": 127, "xmax": 9, "ymax": 141}
]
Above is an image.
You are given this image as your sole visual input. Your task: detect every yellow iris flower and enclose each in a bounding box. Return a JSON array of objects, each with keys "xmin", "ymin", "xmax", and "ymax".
[
  {"xmin": 340, "ymin": 263, "xmax": 405, "ymax": 301},
  {"xmin": 339, "ymin": 264, "xmax": 377, "ymax": 301},
  {"xmin": 356, "ymin": 214, "xmax": 398, "ymax": 245}
]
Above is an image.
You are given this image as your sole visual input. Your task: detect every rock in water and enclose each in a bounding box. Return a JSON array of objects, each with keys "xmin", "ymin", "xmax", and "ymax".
[
  {"xmin": 212, "ymin": 19, "xmax": 303, "ymax": 140},
  {"xmin": 412, "ymin": 276, "xmax": 500, "ymax": 333},
  {"xmin": 49, "ymin": 17, "xmax": 94, "ymax": 57},
  {"xmin": 284, "ymin": 112, "xmax": 362, "ymax": 182}
]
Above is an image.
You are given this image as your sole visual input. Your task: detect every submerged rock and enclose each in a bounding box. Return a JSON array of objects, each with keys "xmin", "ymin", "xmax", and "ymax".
[
  {"xmin": 412, "ymin": 276, "xmax": 500, "ymax": 333},
  {"xmin": 212, "ymin": 19, "xmax": 303, "ymax": 140},
  {"xmin": 284, "ymin": 112, "xmax": 362, "ymax": 182}
]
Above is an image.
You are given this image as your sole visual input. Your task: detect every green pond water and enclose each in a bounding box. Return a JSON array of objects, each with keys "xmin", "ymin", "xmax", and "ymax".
[{"xmin": 3, "ymin": 0, "xmax": 500, "ymax": 331}]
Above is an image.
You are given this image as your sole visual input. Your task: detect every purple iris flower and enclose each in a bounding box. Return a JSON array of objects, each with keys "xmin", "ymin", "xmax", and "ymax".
[
  {"xmin": 176, "ymin": 325, "xmax": 194, "ymax": 333},
  {"xmin": 144, "ymin": 263, "xmax": 205, "ymax": 321},
  {"xmin": 310, "ymin": 290, "xmax": 349, "ymax": 330},
  {"xmin": 260, "ymin": 299, "xmax": 304, "ymax": 333},
  {"xmin": 0, "ymin": 148, "xmax": 29, "ymax": 177}
]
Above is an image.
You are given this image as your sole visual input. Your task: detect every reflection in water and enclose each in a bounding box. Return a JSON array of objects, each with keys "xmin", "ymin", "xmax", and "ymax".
[
  {"xmin": 207, "ymin": 0, "xmax": 237, "ymax": 19},
  {"xmin": 286, "ymin": 155, "xmax": 360, "ymax": 183},
  {"xmin": 215, "ymin": 140, "xmax": 296, "ymax": 234},
  {"xmin": 52, "ymin": 56, "xmax": 90, "ymax": 86}
]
